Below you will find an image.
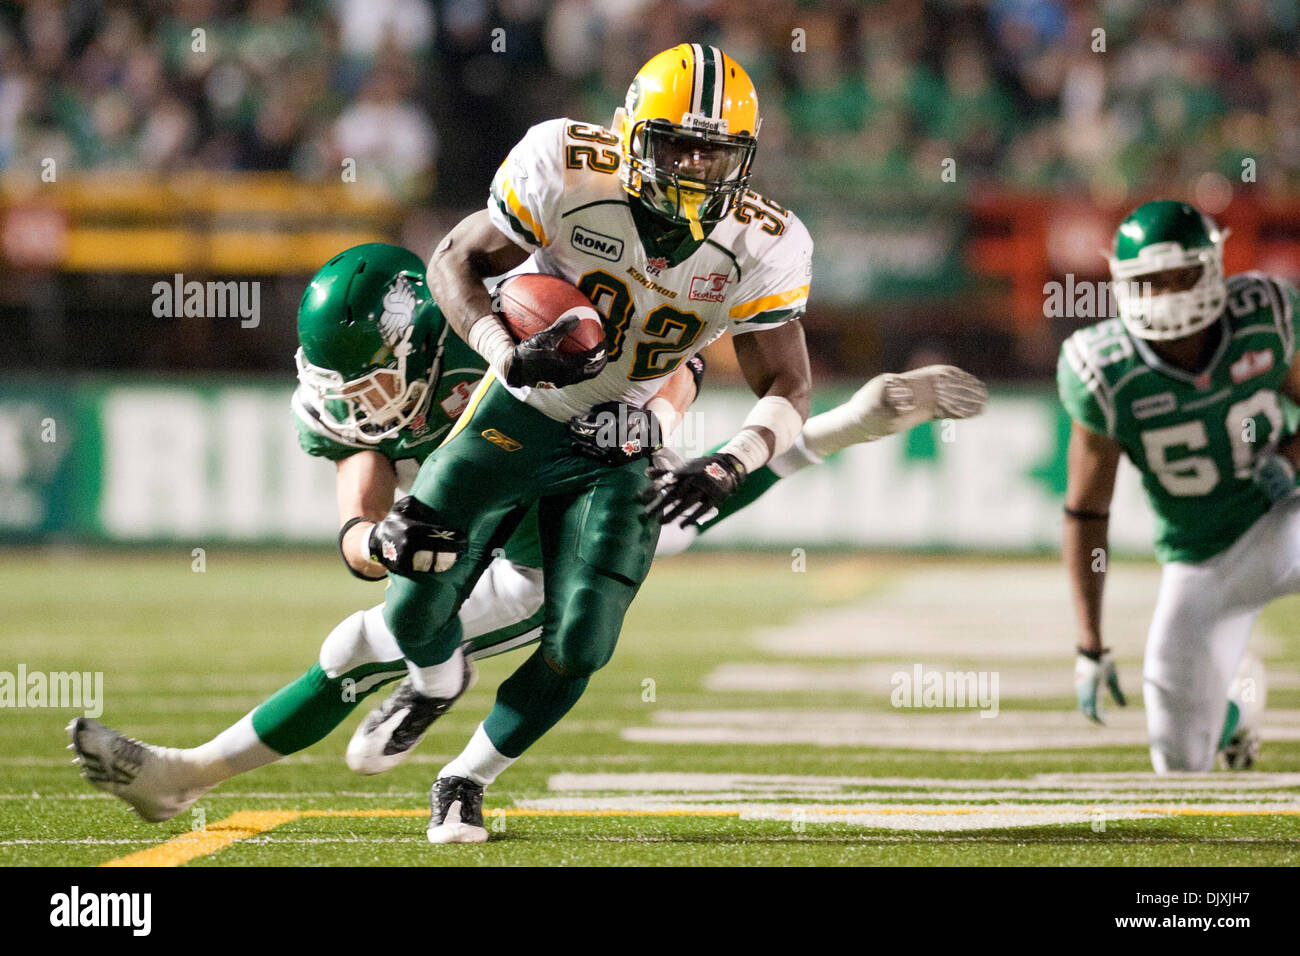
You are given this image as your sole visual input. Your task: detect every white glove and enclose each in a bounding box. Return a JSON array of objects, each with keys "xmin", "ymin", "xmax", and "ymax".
[{"xmin": 1075, "ymin": 649, "xmax": 1126, "ymax": 724}]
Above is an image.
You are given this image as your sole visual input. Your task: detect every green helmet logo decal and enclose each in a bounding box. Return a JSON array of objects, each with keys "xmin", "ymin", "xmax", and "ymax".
[
  {"xmin": 377, "ymin": 276, "xmax": 418, "ymax": 349},
  {"xmin": 295, "ymin": 244, "xmax": 444, "ymax": 444}
]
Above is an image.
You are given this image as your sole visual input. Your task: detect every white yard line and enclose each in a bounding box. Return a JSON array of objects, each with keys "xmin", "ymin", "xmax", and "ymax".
[
  {"xmin": 622, "ymin": 708, "xmax": 1300, "ymax": 751},
  {"xmin": 547, "ymin": 771, "xmax": 1300, "ymax": 792}
]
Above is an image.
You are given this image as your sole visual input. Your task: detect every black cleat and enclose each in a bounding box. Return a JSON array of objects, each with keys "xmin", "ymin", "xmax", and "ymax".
[{"xmin": 427, "ymin": 775, "xmax": 488, "ymax": 844}]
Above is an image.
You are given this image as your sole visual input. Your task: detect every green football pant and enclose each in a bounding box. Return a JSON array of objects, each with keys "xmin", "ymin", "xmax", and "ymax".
[{"xmin": 383, "ymin": 376, "xmax": 660, "ymax": 756}]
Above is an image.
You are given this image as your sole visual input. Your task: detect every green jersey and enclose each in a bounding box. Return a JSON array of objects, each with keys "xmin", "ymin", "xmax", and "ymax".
[
  {"xmin": 1058, "ymin": 272, "xmax": 1299, "ymax": 563},
  {"xmin": 292, "ymin": 314, "xmax": 546, "ymax": 569}
]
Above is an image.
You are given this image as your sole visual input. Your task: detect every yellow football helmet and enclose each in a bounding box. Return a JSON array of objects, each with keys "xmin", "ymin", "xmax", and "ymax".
[{"xmin": 615, "ymin": 43, "xmax": 761, "ymax": 239}]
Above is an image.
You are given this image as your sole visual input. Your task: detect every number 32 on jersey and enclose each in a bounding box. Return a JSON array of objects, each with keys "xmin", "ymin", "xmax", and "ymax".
[{"xmin": 575, "ymin": 270, "xmax": 705, "ymax": 381}]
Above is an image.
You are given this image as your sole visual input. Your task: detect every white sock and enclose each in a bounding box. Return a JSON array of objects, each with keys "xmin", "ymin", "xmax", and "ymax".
[
  {"xmin": 768, "ymin": 432, "xmax": 823, "ymax": 476},
  {"xmin": 407, "ymin": 644, "xmax": 466, "ymax": 698},
  {"xmin": 438, "ymin": 723, "xmax": 516, "ymax": 787},
  {"xmin": 179, "ymin": 712, "xmax": 282, "ymax": 787}
]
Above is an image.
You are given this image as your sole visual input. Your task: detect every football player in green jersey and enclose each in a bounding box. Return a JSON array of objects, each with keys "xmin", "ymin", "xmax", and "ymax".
[
  {"xmin": 69, "ymin": 239, "xmax": 986, "ymax": 831},
  {"xmin": 1059, "ymin": 199, "xmax": 1300, "ymax": 772}
]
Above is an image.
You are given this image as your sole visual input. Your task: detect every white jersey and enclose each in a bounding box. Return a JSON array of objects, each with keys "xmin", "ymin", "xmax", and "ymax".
[{"xmin": 487, "ymin": 117, "xmax": 813, "ymax": 421}]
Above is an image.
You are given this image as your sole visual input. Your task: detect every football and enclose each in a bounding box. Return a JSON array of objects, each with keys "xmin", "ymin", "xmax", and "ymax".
[{"xmin": 494, "ymin": 273, "xmax": 606, "ymax": 354}]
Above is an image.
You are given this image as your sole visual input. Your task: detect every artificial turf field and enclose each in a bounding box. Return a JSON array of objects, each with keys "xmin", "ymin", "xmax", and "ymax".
[{"xmin": 2, "ymin": 549, "xmax": 1299, "ymax": 867}]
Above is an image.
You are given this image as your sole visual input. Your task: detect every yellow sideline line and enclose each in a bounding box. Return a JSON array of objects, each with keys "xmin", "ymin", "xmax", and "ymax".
[
  {"xmin": 101, "ymin": 810, "xmax": 302, "ymax": 867},
  {"xmin": 98, "ymin": 805, "xmax": 1300, "ymax": 867},
  {"xmin": 98, "ymin": 808, "xmax": 742, "ymax": 866}
]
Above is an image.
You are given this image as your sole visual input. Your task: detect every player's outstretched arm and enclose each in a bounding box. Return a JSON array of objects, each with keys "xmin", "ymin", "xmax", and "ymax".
[
  {"xmin": 1063, "ymin": 420, "xmax": 1126, "ymax": 722},
  {"xmin": 336, "ymin": 451, "xmax": 399, "ymax": 580}
]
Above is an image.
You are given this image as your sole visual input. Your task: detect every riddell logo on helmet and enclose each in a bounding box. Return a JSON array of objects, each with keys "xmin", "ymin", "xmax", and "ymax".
[
  {"xmin": 689, "ymin": 273, "xmax": 730, "ymax": 302},
  {"xmin": 680, "ymin": 112, "xmax": 729, "ymax": 134}
]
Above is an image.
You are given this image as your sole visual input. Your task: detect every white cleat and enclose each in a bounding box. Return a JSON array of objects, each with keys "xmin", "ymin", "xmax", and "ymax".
[
  {"xmin": 802, "ymin": 365, "xmax": 988, "ymax": 458},
  {"xmin": 346, "ymin": 654, "xmax": 473, "ymax": 775},
  {"xmin": 67, "ymin": 718, "xmax": 210, "ymax": 823},
  {"xmin": 426, "ymin": 776, "xmax": 490, "ymax": 844},
  {"xmin": 926, "ymin": 365, "xmax": 990, "ymax": 420}
]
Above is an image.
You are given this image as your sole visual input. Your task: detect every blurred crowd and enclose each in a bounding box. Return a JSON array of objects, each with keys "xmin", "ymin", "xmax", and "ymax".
[{"xmin": 2, "ymin": 0, "xmax": 1298, "ymax": 206}]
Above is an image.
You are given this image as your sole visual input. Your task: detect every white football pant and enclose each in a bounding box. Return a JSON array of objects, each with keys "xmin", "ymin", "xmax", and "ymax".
[{"xmin": 1143, "ymin": 494, "xmax": 1300, "ymax": 771}]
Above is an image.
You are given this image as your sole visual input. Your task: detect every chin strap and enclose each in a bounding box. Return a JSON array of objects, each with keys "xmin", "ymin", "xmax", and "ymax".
[{"xmin": 669, "ymin": 182, "xmax": 708, "ymax": 240}]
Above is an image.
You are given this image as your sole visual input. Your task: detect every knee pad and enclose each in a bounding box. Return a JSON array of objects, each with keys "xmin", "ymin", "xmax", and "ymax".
[{"xmin": 319, "ymin": 604, "xmax": 402, "ymax": 679}]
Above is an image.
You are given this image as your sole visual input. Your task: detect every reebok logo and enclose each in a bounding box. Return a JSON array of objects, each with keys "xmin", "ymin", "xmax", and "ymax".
[
  {"xmin": 571, "ymin": 226, "xmax": 624, "ymax": 262},
  {"xmin": 481, "ymin": 429, "xmax": 522, "ymax": 451}
]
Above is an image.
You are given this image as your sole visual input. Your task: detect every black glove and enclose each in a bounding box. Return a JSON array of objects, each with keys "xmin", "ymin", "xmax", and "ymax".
[
  {"xmin": 684, "ymin": 353, "xmax": 706, "ymax": 393},
  {"xmin": 568, "ymin": 401, "xmax": 664, "ymax": 466},
  {"xmin": 505, "ymin": 314, "xmax": 607, "ymax": 389},
  {"xmin": 640, "ymin": 452, "xmax": 746, "ymax": 527},
  {"xmin": 368, "ymin": 496, "xmax": 468, "ymax": 575}
]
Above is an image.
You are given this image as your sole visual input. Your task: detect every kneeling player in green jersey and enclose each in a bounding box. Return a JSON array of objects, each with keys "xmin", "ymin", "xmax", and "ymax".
[
  {"xmin": 69, "ymin": 232, "xmax": 986, "ymax": 827},
  {"xmin": 1059, "ymin": 199, "xmax": 1300, "ymax": 772}
]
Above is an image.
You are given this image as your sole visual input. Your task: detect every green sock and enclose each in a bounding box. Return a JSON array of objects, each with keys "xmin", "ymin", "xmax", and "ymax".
[
  {"xmin": 482, "ymin": 648, "xmax": 588, "ymax": 758},
  {"xmin": 1218, "ymin": 699, "xmax": 1241, "ymax": 752},
  {"xmin": 250, "ymin": 661, "xmax": 405, "ymax": 756}
]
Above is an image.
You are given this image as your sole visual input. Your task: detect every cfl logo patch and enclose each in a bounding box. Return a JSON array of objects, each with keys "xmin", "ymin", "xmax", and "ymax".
[{"xmin": 704, "ymin": 462, "xmax": 728, "ymax": 481}]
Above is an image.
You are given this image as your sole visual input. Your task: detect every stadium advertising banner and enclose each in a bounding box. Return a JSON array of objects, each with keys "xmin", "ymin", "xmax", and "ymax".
[{"xmin": 0, "ymin": 380, "xmax": 1157, "ymax": 554}]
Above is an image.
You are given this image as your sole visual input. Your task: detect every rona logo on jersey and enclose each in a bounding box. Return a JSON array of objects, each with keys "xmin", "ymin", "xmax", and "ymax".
[{"xmin": 570, "ymin": 226, "xmax": 624, "ymax": 262}]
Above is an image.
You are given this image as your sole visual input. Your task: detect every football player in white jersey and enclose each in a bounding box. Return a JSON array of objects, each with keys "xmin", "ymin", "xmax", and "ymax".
[
  {"xmin": 67, "ymin": 45, "xmax": 988, "ymax": 843},
  {"xmin": 401, "ymin": 42, "xmax": 826, "ymax": 841}
]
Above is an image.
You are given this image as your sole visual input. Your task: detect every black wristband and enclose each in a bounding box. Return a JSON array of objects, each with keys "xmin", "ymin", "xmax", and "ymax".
[
  {"xmin": 1064, "ymin": 506, "xmax": 1109, "ymax": 521},
  {"xmin": 338, "ymin": 517, "xmax": 385, "ymax": 581},
  {"xmin": 1076, "ymin": 646, "xmax": 1108, "ymax": 661},
  {"xmin": 685, "ymin": 354, "xmax": 706, "ymax": 392}
]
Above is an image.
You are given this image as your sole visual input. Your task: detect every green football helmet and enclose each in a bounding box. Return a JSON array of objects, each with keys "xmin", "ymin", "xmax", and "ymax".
[
  {"xmin": 295, "ymin": 243, "xmax": 441, "ymax": 444},
  {"xmin": 1107, "ymin": 200, "xmax": 1228, "ymax": 341}
]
